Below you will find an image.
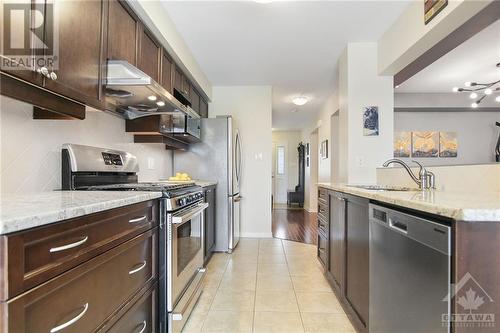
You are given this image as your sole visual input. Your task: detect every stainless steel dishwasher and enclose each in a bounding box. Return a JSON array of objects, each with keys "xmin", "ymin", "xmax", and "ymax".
[{"xmin": 369, "ymin": 204, "xmax": 451, "ymax": 333}]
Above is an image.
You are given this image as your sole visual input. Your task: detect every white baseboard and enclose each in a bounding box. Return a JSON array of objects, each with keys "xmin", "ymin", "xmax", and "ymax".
[{"xmin": 240, "ymin": 232, "xmax": 273, "ymax": 238}]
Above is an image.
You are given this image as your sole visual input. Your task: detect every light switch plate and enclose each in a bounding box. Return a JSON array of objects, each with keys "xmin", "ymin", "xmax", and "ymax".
[{"xmin": 147, "ymin": 157, "xmax": 155, "ymax": 170}]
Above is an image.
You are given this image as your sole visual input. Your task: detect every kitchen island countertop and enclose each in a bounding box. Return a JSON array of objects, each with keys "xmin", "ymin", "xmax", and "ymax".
[
  {"xmin": 0, "ymin": 191, "xmax": 162, "ymax": 235},
  {"xmin": 318, "ymin": 183, "xmax": 500, "ymax": 222}
]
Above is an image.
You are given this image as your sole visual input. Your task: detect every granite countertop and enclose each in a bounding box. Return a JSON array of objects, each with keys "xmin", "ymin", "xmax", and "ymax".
[
  {"xmin": 195, "ymin": 180, "xmax": 218, "ymax": 188},
  {"xmin": 0, "ymin": 191, "xmax": 163, "ymax": 235},
  {"xmin": 317, "ymin": 183, "xmax": 500, "ymax": 222}
]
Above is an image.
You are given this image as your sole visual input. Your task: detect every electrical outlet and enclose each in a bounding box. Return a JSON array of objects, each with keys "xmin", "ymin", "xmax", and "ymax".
[
  {"xmin": 147, "ymin": 157, "xmax": 155, "ymax": 170},
  {"xmin": 356, "ymin": 156, "xmax": 365, "ymax": 167}
]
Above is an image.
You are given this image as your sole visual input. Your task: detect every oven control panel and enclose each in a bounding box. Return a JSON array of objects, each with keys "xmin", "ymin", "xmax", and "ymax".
[
  {"xmin": 102, "ymin": 152, "xmax": 123, "ymax": 166},
  {"xmin": 177, "ymin": 192, "xmax": 204, "ymax": 206}
]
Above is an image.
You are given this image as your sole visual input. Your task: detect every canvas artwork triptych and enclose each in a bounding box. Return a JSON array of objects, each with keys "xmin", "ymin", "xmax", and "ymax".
[{"xmin": 394, "ymin": 131, "xmax": 458, "ymax": 158}]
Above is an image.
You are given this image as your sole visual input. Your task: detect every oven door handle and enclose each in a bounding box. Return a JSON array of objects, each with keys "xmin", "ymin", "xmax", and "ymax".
[{"xmin": 172, "ymin": 202, "xmax": 209, "ymax": 225}]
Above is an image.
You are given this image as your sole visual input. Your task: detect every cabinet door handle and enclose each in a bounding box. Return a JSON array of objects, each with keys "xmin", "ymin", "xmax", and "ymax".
[
  {"xmin": 129, "ymin": 215, "xmax": 147, "ymax": 224},
  {"xmin": 50, "ymin": 236, "xmax": 88, "ymax": 253},
  {"xmin": 138, "ymin": 320, "xmax": 147, "ymax": 333},
  {"xmin": 50, "ymin": 303, "xmax": 89, "ymax": 333},
  {"xmin": 129, "ymin": 261, "xmax": 147, "ymax": 275},
  {"xmin": 37, "ymin": 66, "xmax": 49, "ymax": 77}
]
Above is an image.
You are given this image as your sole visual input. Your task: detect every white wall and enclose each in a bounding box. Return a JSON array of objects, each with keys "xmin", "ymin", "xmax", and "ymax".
[
  {"xmin": 0, "ymin": 96, "xmax": 173, "ymax": 194},
  {"xmin": 301, "ymin": 129, "xmax": 318, "ymax": 213},
  {"xmin": 395, "ymin": 111, "xmax": 500, "ymax": 166},
  {"xmin": 272, "ymin": 130, "xmax": 302, "ymax": 203},
  {"xmin": 338, "ymin": 43, "xmax": 394, "ymax": 184},
  {"xmin": 316, "ymin": 93, "xmax": 339, "ymax": 183},
  {"xmin": 378, "ymin": 0, "xmax": 492, "ymax": 75},
  {"xmin": 210, "ymin": 86, "xmax": 273, "ymax": 238}
]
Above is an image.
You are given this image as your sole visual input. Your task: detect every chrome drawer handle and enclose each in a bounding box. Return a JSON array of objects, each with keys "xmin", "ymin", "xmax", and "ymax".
[
  {"xmin": 138, "ymin": 320, "xmax": 147, "ymax": 333},
  {"xmin": 50, "ymin": 303, "xmax": 88, "ymax": 333},
  {"xmin": 129, "ymin": 261, "xmax": 147, "ymax": 275},
  {"xmin": 129, "ymin": 216, "xmax": 147, "ymax": 224},
  {"xmin": 50, "ymin": 236, "xmax": 88, "ymax": 253}
]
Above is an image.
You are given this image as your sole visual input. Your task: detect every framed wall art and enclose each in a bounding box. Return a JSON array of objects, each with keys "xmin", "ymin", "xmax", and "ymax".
[
  {"xmin": 363, "ymin": 106, "xmax": 379, "ymax": 136},
  {"xmin": 412, "ymin": 131, "xmax": 439, "ymax": 157}
]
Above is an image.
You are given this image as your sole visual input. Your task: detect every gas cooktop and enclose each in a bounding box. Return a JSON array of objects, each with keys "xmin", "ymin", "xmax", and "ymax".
[{"xmin": 83, "ymin": 182, "xmax": 201, "ymax": 198}]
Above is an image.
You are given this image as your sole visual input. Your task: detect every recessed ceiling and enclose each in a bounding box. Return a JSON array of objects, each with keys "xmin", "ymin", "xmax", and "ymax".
[
  {"xmin": 162, "ymin": 1, "xmax": 410, "ymax": 130},
  {"xmin": 397, "ymin": 18, "xmax": 500, "ymax": 93}
]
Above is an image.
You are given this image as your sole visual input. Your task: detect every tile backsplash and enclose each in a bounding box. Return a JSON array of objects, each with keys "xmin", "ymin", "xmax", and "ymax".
[{"xmin": 0, "ymin": 96, "xmax": 172, "ymax": 194}]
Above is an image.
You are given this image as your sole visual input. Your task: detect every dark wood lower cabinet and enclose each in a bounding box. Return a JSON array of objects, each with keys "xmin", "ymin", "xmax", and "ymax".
[
  {"xmin": 320, "ymin": 188, "xmax": 369, "ymax": 333},
  {"xmin": 0, "ymin": 200, "xmax": 160, "ymax": 333},
  {"xmin": 204, "ymin": 185, "xmax": 216, "ymax": 265},
  {"xmin": 345, "ymin": 195, "xmax": 370, "ymax": 328}
]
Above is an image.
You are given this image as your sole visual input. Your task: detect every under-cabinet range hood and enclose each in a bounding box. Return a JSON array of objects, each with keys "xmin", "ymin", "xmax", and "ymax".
[{"xmin": 105, "ymin": 60, "xmax": 199, "ymax": 120}]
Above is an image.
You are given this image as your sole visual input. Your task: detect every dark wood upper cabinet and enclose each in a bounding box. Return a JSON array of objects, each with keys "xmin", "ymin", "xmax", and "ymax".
[
  {"xmin": 0, "ymin": 1, "xmax": 44, "ymax": 85},
  {"xmin": 190, "ymin": 85, "xmax": 200, "ymax": 114},
  {"xmin": 43, "ymin": 0, "xmax": 106, "ymax": 108},
  {"xmin": 138, "ymin": 27, "xmax": 160, "ymax": 82},
  {"xmin": 160, "ymin": 50, "xmax": 174, "ymax": 93},
  {"xmin": 200, "ymin": 98, "xmax": 208, "ymax": 118},
  {"xmin": 107, "ymin": 0, "xmax": 139, "ymax": 66},
  {"xmin": 174, "ymin": 66, "xmax": 185, "ymax": 94}
]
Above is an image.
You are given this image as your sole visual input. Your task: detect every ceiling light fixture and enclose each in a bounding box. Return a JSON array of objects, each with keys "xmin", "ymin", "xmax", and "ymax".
[
  {"xmin": 148, "ymin": 95, "xmax": 157, "ymax": 101},
  {"xmin": 452, "ymin": 62, "xmax": 500, "ymax": 108},
  {"xmin": 156, "ymin": 101, "xmax": 165, "ymax": 107},
  {"xmin": 292, "ymin": 96, "xmax": 309, "ymax": 106}
]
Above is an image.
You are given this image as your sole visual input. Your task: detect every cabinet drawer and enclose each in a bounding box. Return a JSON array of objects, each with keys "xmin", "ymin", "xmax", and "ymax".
[
  {"xmin": 317, "ymin": 232, "xmax": 328, "ymax": 269},
  {"xmin": 318, "ymin": 216, "xmax": 329, "ymax": 235},
  {"xmin": 318, "ymin": 188, "xmax": 328, "ymax": 203},
  {"xmin": 106, "ymin": 284, "xmax": 157, "ymax": 333},
  {"xmin": 1, "ymin": 229, "xmax": 157, "ymax": 333},
  {"xmin": 318, "ymin": 200, "xmax": 328, "ymax": 220},
  {"xmin": 0, "ymin": 200, "xmax": 158, "ymax": 301}
]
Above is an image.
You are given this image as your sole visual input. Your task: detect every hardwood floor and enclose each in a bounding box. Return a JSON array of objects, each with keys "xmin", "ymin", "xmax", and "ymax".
[{"xmin": 272, "ymin": 206, "xmax": 318, "ymax": 245}]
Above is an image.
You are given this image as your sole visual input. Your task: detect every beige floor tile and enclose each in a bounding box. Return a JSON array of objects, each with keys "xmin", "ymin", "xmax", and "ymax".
[
  {"xmin": 225, "ymin": 261, "xmax": 258, "ymax": 275},
  {"xmin": 193, "ymin": 289, "xmax": 217, "ymax": 314},
  {"xmin": 220, "ymin": 274, "xmax": 257, "ymax": 291},
  {"xmin": 296, "ymin": 292, "xmax": 344, "ymax": 313},
  {"xmin": 259, "ymin": 246, "xmax": 285, "ymax": 255},
  {"xmin": 229, "ymin": 252, "xmax": 259, "ymax": 264},
  {"xmin": 211, "ymin": 290, "xmax": 256, "ymax": 311},
  {"xmin": 182, "ymin": 310, "xmax": 206, "ymax": 333},
  {"xmin": 259, "ymin": 238, "xmax": 283, "ymax": 248},
  {"xmin": 258, "ymin": 254, "xmax": 287, "ymax": 264},
  {"xmin": 253, "ymin": 311, "xmax": 305, "ymax": 333},
  {"xmin": 287, "ymin": 261, "xmax": 324, "ymax": 277},
  {"xmin": 256, "ymin": 274, "xmax": 294, "ymax": 291},
  {"xmin": 292, "ymin": 275, "xmax": 333, "ymax": 293},
  {"xmin": 257, "ymin": 263, "xmax": 290, "ymax": 276},
  {"xmin": 284, "ymin": 246, "xmax": 317, "ymax": 256},
  {"xmin": 301, "ymin": 313, "xmax": 356, "ymax": 333},
  {"xmin": 255, "ymin": 290, "xmax": 299, "ymax": 312},
  {"xmin": 201, "ymin": 310, "xmax": 253, "ymax": 333}
]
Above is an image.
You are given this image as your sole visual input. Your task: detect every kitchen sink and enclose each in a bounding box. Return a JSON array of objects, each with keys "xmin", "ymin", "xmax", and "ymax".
[{"xmin": 347, "ymin": 184, "xmax": 419, "ymax": 191}]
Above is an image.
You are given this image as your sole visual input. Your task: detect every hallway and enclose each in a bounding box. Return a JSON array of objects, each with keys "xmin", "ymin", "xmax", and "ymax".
[{"xmin": 272, "ymin": 205, "xmax": 318, "ymax": 245}]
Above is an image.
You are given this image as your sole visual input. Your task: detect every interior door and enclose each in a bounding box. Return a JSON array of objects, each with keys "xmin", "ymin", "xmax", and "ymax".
[{"xmin": 273, "ymin": 142, "xmax": 287, "ymax": 203}]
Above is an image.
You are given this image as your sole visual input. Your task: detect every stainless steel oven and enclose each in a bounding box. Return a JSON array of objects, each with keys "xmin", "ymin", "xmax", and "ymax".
[{"xmin": 160, "ymin": 199, "xmax": 208, "ymax": 333}]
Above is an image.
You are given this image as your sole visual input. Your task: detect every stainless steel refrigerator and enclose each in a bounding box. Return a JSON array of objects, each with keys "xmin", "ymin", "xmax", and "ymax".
[{"xmin": 173, "ymin": 116, "xmax": 242, "ymax": 253}]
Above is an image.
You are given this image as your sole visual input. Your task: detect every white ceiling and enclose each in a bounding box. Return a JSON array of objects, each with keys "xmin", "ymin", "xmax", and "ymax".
[
  {"xmin": 162, "ymin": 1, "xmax": 410, "ymax": 130},
  {"xmin": 397, "ymin": 18, "xmax": 500, "ymax": 93}
]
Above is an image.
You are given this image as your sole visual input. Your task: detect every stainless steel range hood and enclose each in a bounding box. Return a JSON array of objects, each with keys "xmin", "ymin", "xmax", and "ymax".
[{"xmin": 105, "ymin": 60, "xmax": 199, "ymax": 119}]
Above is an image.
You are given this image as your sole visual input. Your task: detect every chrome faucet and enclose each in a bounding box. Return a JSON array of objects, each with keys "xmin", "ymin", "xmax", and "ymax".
[{"xmin": 382, "ymin": 159, "xmax": 435, "ymax": 190}]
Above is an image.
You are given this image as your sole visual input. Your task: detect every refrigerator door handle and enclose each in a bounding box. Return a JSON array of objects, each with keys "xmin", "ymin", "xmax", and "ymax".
[{"xmin": 236, "ymin": 130, "xmax": 242, "ymax": 185}]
